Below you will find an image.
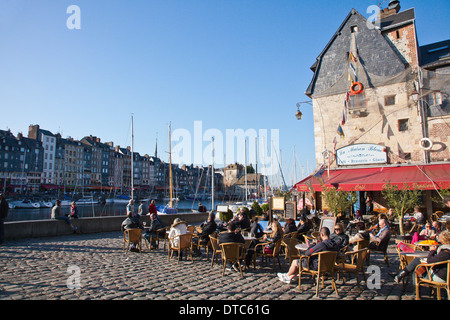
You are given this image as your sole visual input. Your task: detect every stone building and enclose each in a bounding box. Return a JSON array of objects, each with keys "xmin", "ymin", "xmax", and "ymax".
[{"xmin": 296, "ymin": 1, "xmax": 450, "ymax": 216}]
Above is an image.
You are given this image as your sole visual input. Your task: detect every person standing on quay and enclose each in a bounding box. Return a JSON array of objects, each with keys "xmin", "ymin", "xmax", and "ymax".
[
  {"xmin": 148, "ymin": 200, "xmax": 157, "ymax": 215},
  {"xmin": 0, "ymin": 193, "xmax": 9, "ymax": 245}
]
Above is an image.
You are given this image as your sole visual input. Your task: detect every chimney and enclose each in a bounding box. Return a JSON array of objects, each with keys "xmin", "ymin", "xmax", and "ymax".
[
  {"xmin": 17, "ymin": 132, "xmax": 23, "ymax": 140},
  {"xmin": 379, "ymin": 0, "xmax": 401, "ymax": 19},
  {"xmin": 28, "ymin": 124, "xmax": 39, "ymax": 140}
]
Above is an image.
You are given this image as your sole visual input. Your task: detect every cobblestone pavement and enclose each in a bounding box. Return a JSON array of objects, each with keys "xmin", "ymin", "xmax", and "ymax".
[{"xmin": 0, "ymin": 231, "xmax": 439, "ymax": 302}]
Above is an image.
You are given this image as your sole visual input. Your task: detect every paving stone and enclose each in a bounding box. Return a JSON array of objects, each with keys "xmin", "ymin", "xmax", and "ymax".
[{"xmin": 0, "ymin": 231, "xmax": 444, "ymax": 301}]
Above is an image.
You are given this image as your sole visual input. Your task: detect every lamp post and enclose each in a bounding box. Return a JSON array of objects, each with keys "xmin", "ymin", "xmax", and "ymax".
[{"xmin": 295, "ymin": 101, "xmax": 312, "ymax": 120}]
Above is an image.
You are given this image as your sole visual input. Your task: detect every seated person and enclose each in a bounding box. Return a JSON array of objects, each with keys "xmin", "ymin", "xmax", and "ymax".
[
  {"xmin": 296, "ymin": 216, "xmax": 311, "ymax": 235},
  {"xmin": 330, "ymin": 223, "xmax": 349, "ymax": 249},
  {"xmin": 196, "ymin": 212, "xmax": 218, "ymax": 245},
  {"xmin": 144, "ymin": 212, "xmax": 165, "ymax": 248},
  {"xmin": 394, "ymin": 231, "xmax": 450, "ymax": 284},
  {"xmin": 264, "ymin": 218, "xmax": 284, "ymax": 251},
  {"xmin": 299, "ymin": 205, "xmax": 310, "ymax": 220},
  {"xmin": 250, "ymin": 216, "xmax": 264, "ymax": 238},
  {"xmin": 277, "ymin": 227, "xmax": 339, "ymax": 283},
  {"xmin": 198, "ymin": 203, "xmax": 207, "ymax": 213},
  {"xmin": 283, "ymin": 218, "xmax": 297, "ymax": 235},
  {"xmin": 234, "ymin": 209, "xmax": 251, "ymax": 230},
  {"xmin": 368, "ymin": 218, "xmax": 391, "ymax": 251},
  {"xmin": 168, "ymin": 218, "xmax": 188, "ymax": 248},
  {"xmin": 219, "ymin": 221, "xmax": 245, "ymax": 245},
  {"xmin": 413, "ymin": 206, "xmax": 425, "ymax": 225},
  {"xmin": 219, "ymin": 221, "xmax": 246, "ymax": 272},
  {"xmin": 121, "ymin": 211, "xmax": 144, "ymax": 252},
  {"xmin": 412, "ymin": 221, "xmax": 437, "ymax": 244}
]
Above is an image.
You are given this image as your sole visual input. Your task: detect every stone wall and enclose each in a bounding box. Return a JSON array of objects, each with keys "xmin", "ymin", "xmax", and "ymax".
[{"xmin": 3, "ymin": 212, "xmax": 209, "ymax": 241}]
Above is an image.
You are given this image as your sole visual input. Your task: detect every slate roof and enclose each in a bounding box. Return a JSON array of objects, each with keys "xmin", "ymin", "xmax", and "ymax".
[
  {"xmin": 419, "ymin": 39, "xmax": 450, "ymax": 69},
  {"xmin": 379, "ymin": 8, "xmax": 415, "ymax": 31}
]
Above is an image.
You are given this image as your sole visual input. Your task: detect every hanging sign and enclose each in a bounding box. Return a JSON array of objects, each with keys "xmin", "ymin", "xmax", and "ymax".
[{"xmin": 336, "ymin": 144, "xmax": 387, "ymax": 166}]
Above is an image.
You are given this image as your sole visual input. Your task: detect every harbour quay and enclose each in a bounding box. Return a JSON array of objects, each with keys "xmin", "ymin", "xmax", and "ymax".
[{"xmin": 0, "ymin": 226, "xmax": 437, "ymax": 305}]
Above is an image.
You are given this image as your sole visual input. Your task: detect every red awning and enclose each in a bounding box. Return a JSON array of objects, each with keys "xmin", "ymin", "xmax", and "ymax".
[{"xmin": 294, "ymin": 163, "xmax": 450, "ymax": 192}]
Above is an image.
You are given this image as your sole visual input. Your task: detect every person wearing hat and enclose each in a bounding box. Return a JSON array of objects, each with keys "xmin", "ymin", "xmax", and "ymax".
[
  {"xmin": 168, "ymin": 218, "xmax": 188, "ymax": 248},
  {"xmin": 0, "ymin": 193, "xmax": 9, "ymax": 245}
]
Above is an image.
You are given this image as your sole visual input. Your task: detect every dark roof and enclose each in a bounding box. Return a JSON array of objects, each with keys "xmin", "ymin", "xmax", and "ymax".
[
  {"xmin": 379, "ymin": 8, "xmax": 415, "ymax": 31},
  {"xmin": 39, "ymin": 129, "xmax": 56, "ymax": 137},
  {"xmin": 419, "ymin": 39, "xmax": 450, "ymax": 69}
]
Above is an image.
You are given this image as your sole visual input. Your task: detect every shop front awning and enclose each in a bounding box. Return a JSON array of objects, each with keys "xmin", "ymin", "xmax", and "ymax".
[{"xmin": 294, "ymin": 163, "xmax": 450, "ymax": 192}]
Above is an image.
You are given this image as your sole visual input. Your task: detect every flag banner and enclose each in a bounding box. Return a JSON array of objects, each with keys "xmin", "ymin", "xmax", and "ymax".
[
  {"xmin": 337, "ymin": 124, "xmax": 345, "ymax": 139},
  {"xmin": 313, "ymin": 165, "xmax": 325, "ymax": 185},
  {"xmin": 305, "ymin": 179, "xmax": 315, "ymax": 197},
  {"xmin": 350, "ymin": 62, "xmax": 357, "ymax": 76}
]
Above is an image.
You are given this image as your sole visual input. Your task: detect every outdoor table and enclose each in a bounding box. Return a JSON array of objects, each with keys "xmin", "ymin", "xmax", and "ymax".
[
  {"xmin": 400, "ymin": 251, "xmax": 429, "ymax": 259},
  {"xmin": 243, "ymin": 236, "xmax": 256, "ymax": 250},
  {"xmin": 295, "ymin": 243, "xmax": 309, "ymax": 253},
  {"xmin": 415, "ymin": 242, "xmax": 440, "ymax": 251},
  {"xmin": 400, "ymin": 250, "xmax": 429, "ymax": 265}
]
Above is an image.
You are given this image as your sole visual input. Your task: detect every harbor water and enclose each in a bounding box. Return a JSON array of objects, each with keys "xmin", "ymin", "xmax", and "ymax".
[{"xmin": 5, "ymin": 199, "xmax": 241, "ymax": 222}]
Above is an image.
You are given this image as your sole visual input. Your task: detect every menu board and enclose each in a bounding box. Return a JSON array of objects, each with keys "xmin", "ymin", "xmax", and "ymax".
[
  {"xmin": 320, "ymin": 217, "xmax": 337, "ymax": 234},
  {"xmin": 216, "ymin": 205, "xmax": 229, "ymax": 213},
  {"xmin": 272, "ymin": 197, "xmax": 285, "ymax": 211},
  {"xmin": 285, "ymin": 202, "xmax": 297, "ymax": 220}
]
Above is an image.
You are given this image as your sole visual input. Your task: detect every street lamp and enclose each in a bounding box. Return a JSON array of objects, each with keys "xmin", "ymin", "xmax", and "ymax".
[
  {"xmin": 295, "ymin": 107, "xmax": 303, "ymax": 120},
  {"xmin": 295, "ymin": 101, "xmax": 312, "ymax": 120}
]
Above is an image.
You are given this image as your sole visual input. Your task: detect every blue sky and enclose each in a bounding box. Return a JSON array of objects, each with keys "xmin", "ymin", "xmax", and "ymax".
[{"xmin": 0, "ymin": 0, "xmax": 449, "ymax": 187}]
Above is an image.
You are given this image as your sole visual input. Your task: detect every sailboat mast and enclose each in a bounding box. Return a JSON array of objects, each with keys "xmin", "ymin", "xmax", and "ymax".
[
  {"xmin": 244, "ymin": 139, "xmax": 248, "ymax": 202},
  {"xmin": 211, "ymin": 137, "xmax": 214, "ymax": 212},
  {"xmin": 293, "ymin": 145, "xmax": 297, "ymax": 186},
  {"xmin": 262, "ymin": 135, "xmax": 267, "ymax": 200},
  {"xmin": 131, "ymin": 114, "xmax": 134, "ymax": 201},
  {"xmin": 169, "ymin": 123, "xmax": 173, "ymax": 208}
]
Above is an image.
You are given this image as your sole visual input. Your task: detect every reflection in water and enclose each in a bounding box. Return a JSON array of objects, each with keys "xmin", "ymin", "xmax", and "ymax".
[{"xmin": 5, "ymin": 200, "xmax": 233, "ymax": 222}]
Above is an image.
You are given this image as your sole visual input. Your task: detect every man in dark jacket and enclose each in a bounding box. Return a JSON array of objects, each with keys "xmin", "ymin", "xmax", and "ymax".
[
  {"xmin": 121, "ymin": 211, "xmax": 144, "ymax": 252},
  {"xmin": 197, "ymin": 212, "xmax": 217, "ymax": 245},
  {"xmin": 277, "ymin": 227, "xmax": 338, "ymax": 283},
  {"xmin": 0, "ymin": 193, "xmax": 9, "ymax": 245},
  {"xmin": 144, "ymin": 212, "xmax": 165, "ymax": 249},
  {"xmin": 219, "ymin": 221, "xmax": 245, "ymax": 245},
  {"xmin": 219, "ymin": 221, "xmax": 245, "ymax": 272}
]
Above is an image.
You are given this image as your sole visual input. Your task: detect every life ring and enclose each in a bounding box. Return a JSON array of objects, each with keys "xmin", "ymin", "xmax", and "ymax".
[
  {"xmin": 350, "ymin": 82, "xmax": 363, "ymax": 94},
  {"xmin": 420, "ymin": 138, "xmax": 433, "ymax": 151}
]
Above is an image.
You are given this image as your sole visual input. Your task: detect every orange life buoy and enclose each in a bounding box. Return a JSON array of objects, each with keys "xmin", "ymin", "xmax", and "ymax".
[{"xmin": 350, "ymin": 82, "xmax": 363, "ymax": 94}]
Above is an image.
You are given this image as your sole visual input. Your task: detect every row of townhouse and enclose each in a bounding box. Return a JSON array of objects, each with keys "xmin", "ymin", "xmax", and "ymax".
[{"xmin": 0, "ymin": 124, "xmax": 224, "ymax": 196}]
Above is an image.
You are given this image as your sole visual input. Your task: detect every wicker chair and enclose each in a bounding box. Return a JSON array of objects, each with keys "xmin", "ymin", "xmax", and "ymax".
[
  {"xmin": 281, "ymin": 237, "xmax": 300, "ymax": 267},
  {"xmin": 415, "ymin": 260, "xmax": 450, "ymax": 300},
  {"xmin": 168, "ymin": 233, "xmax": 194, "ymax": 264},
  {"xmin": 209, "ymin": 234, "xmax": 222, "ymax": 267},
  {"xmin": 123, "ymin": 228, "xmax": 143, "ymax": 254},
  {"xmin": 253, "ymin": 239, "xmax": 283, "ymax": 271},
  {"xmin": 298, "ymin": 251, "xmax": 339, "ymax": 297},
  {"xmin": 334, "ymin": 248, "xmax": 369, "ymax": 293},
  {"xmin": 220, "ymin": 242, "xmax": 245, "ymax": 278}
]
